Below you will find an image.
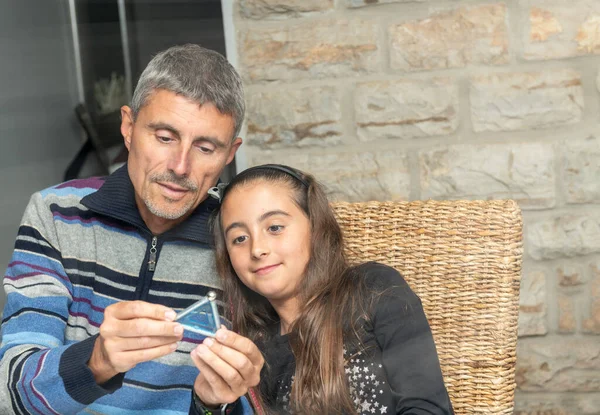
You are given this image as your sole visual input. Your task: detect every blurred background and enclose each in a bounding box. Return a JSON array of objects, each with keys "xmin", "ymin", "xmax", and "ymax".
[
  {"xmin": 2, "ymin": 0, "xmax": 600, "ymax": 413},
  {"xmin": 0, "ymin": 0, "xmax": 229, "ymax": 297}
]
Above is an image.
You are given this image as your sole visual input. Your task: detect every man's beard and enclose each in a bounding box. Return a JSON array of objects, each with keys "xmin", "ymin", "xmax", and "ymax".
[{"xmin": 144, "ymin": 171, "xmax": 199, "ymax": 220}]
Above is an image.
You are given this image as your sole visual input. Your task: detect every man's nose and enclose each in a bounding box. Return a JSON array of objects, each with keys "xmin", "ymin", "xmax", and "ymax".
[{"xmin": 167, "ymin": 146, "xmax": 192, "ymax": 177}]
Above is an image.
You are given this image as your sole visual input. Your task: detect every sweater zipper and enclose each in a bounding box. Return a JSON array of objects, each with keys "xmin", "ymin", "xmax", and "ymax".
[{"xmin": 148, "ymin": 236, "xmax": 158, "ymax": 272}]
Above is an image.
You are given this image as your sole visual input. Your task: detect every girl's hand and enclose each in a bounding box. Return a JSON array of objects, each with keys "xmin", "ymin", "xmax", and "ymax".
[{"xmin": 191, "ymin": 327, "xmax": 264, "ymax": 407}]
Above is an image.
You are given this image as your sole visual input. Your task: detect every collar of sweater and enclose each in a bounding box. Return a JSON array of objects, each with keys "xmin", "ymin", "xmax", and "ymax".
[{"xmin": 80, "ymin": 164, "xmax": 219, "ymax": 243}]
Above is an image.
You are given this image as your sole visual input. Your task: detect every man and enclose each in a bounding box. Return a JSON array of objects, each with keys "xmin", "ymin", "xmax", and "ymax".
[{"xmin": 0, "ymin": 44, "xmax": 262, "ymax": 415}]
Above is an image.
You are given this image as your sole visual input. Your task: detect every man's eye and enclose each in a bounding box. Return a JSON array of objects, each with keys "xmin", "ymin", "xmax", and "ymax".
[
  {"xmin": 157, "ymin": 136, "xmax": 173, "ymax": 143},
  {"xmin": 199, "ymin": 146, "xmax": 215, "ymax": 154}
]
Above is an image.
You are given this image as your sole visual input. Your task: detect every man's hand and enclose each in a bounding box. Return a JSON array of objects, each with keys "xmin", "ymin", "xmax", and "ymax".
[
  {"xmin": 191, "ymin": 327, "xmax": 263, "ymax": 407},
  {"xmin": 89, "ymin": 300, "xmax": 183, "ymax": 384}
]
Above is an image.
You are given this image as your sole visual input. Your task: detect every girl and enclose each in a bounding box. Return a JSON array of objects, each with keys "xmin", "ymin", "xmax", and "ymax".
[{"xmin": 212, "ymin": 164, "xmax": 453, "ymax": 414}]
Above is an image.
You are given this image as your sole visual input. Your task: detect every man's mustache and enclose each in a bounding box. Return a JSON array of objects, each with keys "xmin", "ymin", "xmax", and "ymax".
[{"xmin": 150, "ymin": 172, "xmax": 198, "ymax": 191}]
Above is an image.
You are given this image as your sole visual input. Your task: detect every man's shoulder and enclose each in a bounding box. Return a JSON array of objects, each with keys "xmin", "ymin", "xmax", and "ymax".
[
  {"xmin": 37, "ymin": 176, "xmax": 107, "ymax": 202},
  {"xmin": 19, "ymin": 177, "xmax": 111, "ymax": 240}
]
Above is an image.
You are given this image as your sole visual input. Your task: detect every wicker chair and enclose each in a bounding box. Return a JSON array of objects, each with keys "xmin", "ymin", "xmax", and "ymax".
[{"xmin": 332, "ymin": 200, "xmax": 523, "ymax": 415}]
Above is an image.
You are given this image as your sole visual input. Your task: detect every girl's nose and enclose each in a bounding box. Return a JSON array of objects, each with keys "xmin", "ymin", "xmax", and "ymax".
[{"xmin": 251, "ymin": 237, "xmax": 270, "ymax": 259}]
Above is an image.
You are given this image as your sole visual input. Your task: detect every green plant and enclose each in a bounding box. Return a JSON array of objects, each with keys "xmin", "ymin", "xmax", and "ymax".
[{"xmin": 94, "ymin": 72, "xmax": 127, "ymax": 115}]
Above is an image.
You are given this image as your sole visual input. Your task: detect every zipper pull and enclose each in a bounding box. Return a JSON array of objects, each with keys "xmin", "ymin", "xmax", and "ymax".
[{"xmin": 148, "ymin": 236, "xmax": 158, "ymax": 272}]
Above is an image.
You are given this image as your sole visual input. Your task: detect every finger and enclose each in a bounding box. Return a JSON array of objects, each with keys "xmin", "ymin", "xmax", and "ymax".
[
  {"xmin": 106, "ymin": 301, "xmax": 176, "ymax": 321},
  {"xmin": 214, "ymin": 328, "xmax": 264, "ymax": 367},
  {"xmin": 104, "ymin": 318, "xmax": 184, "ymax": 338},
  {"xmin": 110, "ymin": 342, "xmax": 178, "ymax": 371},
  {"xmin": 203, "ymin": 338, "xmax": 259, "ymax": 386},
  {"xmin": 193, "ymin": 341, "xmax": 249, "ymax": 393},
  {"xmin": 107, "ymin": 335, "xmax": 183, "ymax": 352},
  {"xmin": 191, "ymin": 346, "xmax": 240, "ymax": 404}
]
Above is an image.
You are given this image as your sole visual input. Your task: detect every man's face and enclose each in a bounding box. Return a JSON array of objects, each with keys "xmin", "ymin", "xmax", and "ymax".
[{"xmin": 121, "ymin": 89, "xmax": 242, "ymax": 234}]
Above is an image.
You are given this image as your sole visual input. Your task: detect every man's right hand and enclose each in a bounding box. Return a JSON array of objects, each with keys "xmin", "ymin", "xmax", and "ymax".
[{"xmin": 88, "ymin": 300, "xmax": 183, "ymax": 384}]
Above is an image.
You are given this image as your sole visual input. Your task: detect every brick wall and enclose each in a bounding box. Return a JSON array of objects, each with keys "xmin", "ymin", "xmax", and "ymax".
[{"xmin": 231, "ymin": 1, "xmax": 600, "ymax": 413}]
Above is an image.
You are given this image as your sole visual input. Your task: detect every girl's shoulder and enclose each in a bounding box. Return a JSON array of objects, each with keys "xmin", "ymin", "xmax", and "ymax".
[
  {"xmin": 351, "ymin": 261, "xmax": 410, "ymax": 291},
  {"xmin": 350, "ymin": 262, "xmax": 421, "ymax": 311}
]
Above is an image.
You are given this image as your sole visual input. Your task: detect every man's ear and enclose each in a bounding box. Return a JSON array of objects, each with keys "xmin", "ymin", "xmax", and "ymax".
[
  {"xmin": 226, "ymin": 137, "xmax": 243, "ymax": 165},
  {"xmin": 120, "ymin": 106, "xmax": 134, "ymax": 150}
]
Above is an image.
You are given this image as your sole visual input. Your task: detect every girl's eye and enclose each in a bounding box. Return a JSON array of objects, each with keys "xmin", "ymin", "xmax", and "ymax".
[
  {"xmin": 232, "ymin": 235, "xmax": 247, "ymax": 245},
  {"xmin": 268, "ymin": 225, "xmax": 283, "ymax": 233}
]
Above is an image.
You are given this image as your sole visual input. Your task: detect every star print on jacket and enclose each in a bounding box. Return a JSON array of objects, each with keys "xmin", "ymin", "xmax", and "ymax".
[{"xmin": 256, "ymin": 262, "xmax": 454, "ymax": 414}]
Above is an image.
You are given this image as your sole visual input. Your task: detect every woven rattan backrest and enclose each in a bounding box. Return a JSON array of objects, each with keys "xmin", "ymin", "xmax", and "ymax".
[{"xmin": 331, "ymin": 200, "xmax": 522, "ymax": 414}]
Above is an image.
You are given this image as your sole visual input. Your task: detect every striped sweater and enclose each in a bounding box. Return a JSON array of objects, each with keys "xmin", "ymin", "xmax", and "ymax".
[{"xmin": 0, "ymin": 165, "xmax": 247, "ymax": 415}]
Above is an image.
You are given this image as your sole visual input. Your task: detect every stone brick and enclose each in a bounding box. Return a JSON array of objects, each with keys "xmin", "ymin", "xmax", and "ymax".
[
  {"xmin": 514, "ymin": 410, "xmax": 573, "ymax": 415},
  {"xmin": 245, "ymin": 86, "xmax": 342, "ymax": 149},
  {"xmin": 527, "ymin": 214, "xmax": 600, "ymax": 260},
  {"xmin": 354, "ymin": 78, "xmax": 458, "ymax": 141},
  {"xmin": 470, "ymin": 70, "xmax": 583, "ymax": 132},
  {"xmin": 239, "ymin": 19, "xmax": 379, "ymax": 81},
  {"xmin": 558, "ymin": 294, "xmax": 576, "ymax": 333},
  {"xmin": 514, "ymin": 395, "xmax": 600, "ymax": 415},
  {"xmin": 557, "ymin": 263, "xmax": 586, "ymax": 287},
  {"xmin": 583, "ymin": 262, "xmax": 600, "ymax": 334},
  {"xmin": 578, "ymin": 395, "xmax": 600, "ymax": 414},
  {"xmin": 346, "ymin": 0, "xmax": 424, "ymax": 7},
  {"xmin": 419, "ymin": 142, "xmax": 555, "ymax": 210},
  {"xmin": 577, "ymin": 14, "xmax": 600, "ymax": 53},
  {"xmin": 529, "ymin": 7, "xmax": 563, "ymax": 42},
  {"xmin": 518, "ymin": 271, "xmax": 548, "ymax": 337},
  {"xmin": 524, "ymin": 1, "xmax": 600, "ymax": 60},
  {"xmin": 388, "ymin": 3, "xmax": 508, "ymax": 71},
  {"xmin": 239, "ymin": 0, "xmax": 333, "ymax": 19},
  {"xmin": 248, "ymin": 150, "xmax": 410, "ymax": 202},
  {"xmin": 561, "ymin": 136, "xmax": 600, "ymax": 204},
  {"xmin": 516, "ymin": 337, "xmax": 600, "ymax": 392}
]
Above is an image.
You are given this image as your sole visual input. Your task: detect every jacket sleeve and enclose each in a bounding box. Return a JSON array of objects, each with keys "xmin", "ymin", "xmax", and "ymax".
[
  {"xmin": 188, "ymin": 393, "xmax": 251, "ymax": 415},
  {"xmin": 0, "ymin": 192, "xmax": 119, "ymax": 415},
  {"xmin": 369, "ymin": 264, "xmax": 454, "ymax": 415}
]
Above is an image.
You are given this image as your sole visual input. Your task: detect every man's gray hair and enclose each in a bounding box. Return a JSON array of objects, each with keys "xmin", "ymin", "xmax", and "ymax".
[{"xmin": 130, "ymin": 44, "xmax": 245, "ymax": 140}]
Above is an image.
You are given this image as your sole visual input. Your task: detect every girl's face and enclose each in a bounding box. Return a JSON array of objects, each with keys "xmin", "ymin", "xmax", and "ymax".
[{"xmin": 220, "ymin": 180, "xmax": 311, "ymax": 306}]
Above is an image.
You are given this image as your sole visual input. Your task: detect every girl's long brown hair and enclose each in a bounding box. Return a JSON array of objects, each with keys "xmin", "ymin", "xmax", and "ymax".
[{"xmin": 212, "ymin": 166, "xmax": 369, "ymax": 414}]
